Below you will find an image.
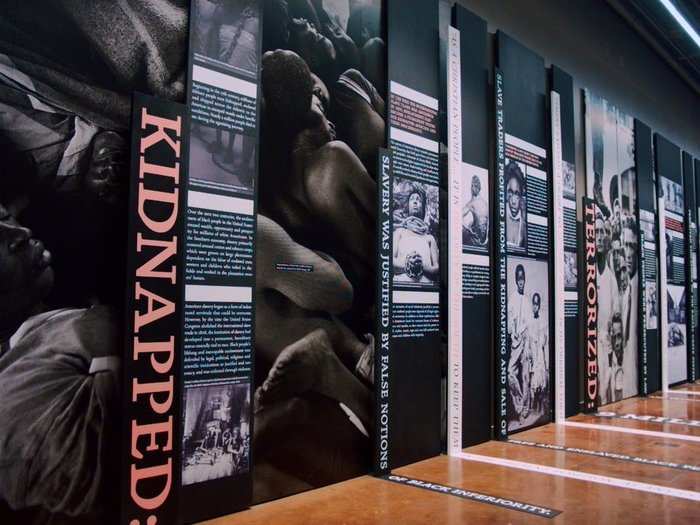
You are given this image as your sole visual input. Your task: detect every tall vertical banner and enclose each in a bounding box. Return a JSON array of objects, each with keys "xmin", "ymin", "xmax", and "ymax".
[
  {"xmin": 584, "ymin": 91, "xmax": 639, "ymax": 406},
  {"xmin": 550, "ymin": 91, "xmax": 565, "ymax": 421},
  {"xmin": 582, "ymin": 197, "xmax": 599, "ymax": 411},
  {"xmin": 696, "ymin": 157, "xmax": 700, "ymax": 377},
  {"xmin": 683, "ymin": 152, "xmax": 698, "ymax": 382},
  {"xmin": 446, "ymin": 24, "xmax": 463, "ymax": 455},
  {"xmin": 375, "ymin": 149, "xmax": 393, "ymax": 473},
  {"xmin": 448, "ymin": 5, "xmax": 491, "ymax": 450},
  {"xmin": 634, "ymin": 120, "xmax": 660, "ymax": 395},
  {"xmin": 123, "ymin": 93, "xmax": 189, "ymax": 525},
  {"xmin": 494, "ymin": 67, "xmax": 508, "ymax": 438},
  {"xmin": 659, "ymin": 196, "xmax": 670, "ymax": 391},
  {"xmin": 384, "ymin": 0, "xmax": 442, "ymax": 467},
  {"xmin": 551, "ymin": 66, "xmax": 579, "ymax": 417},
  {"xmin": 655, "ymin": 134, "xmax": 687, "ymax": 385},
  {"xmin": 496, "ymin": 33, "xmax": 551, "ymax": 436}
]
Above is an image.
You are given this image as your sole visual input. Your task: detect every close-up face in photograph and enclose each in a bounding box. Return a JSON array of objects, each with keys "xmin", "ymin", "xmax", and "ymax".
[
  {"xmin": 507, "ymin": 176, "xmax": 521, "ymax": 215},
  {"xmin": 595, "ymin": 216, "xmax": 607, "ymax": 254},
  {"xmin": 289, "ymin": 18, "xmax": 336, "ymax": 71},
  {"xmin": 471, "ymin": 175, "xmax": 480, "ymax": 196},
  {"xmin": 408, "ymin": 192, "xmax": 425, "ymax": 218},
  {"xmin": 532, "ymin": 293, "xmax": 540, "ymax": 316},
  {"xmin": 516, "ymin": 267, "xmax": 525, "ymax": 293},
  {"xmin": 0, "ymin": 205, "xmax": 53, "ymax": 320}
]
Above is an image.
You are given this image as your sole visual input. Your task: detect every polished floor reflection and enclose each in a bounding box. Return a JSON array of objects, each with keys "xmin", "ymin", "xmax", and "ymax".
[{"xmin": 204, "ymin": 384, "xmax": 700, "ymax": 524}]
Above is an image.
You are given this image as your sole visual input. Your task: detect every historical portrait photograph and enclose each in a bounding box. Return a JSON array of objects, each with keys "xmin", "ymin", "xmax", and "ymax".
[
  {"xmin": 392, "ymin": 177, "xmax": 440, "ymax": 287},
  {"xmin": 462, "ymin": 165, "xmax": 489, "ymax": 251},
  {"xmin": 505, "ymin": 160, "xmax": 527, "ymax": 252},
  {"xmin": 506, "ymin": 257, "xmax": 550, "ymax": 432}
]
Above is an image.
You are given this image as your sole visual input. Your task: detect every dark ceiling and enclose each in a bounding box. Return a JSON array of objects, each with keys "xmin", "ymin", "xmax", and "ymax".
[{"xmin": 608, "ymin": 0, "xmax": 700, "ymax": 95}]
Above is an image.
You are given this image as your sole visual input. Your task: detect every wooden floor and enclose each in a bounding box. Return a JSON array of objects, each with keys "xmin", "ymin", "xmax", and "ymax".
[{"xmin": 204, "ymin": 383, "xmax": 700, "ymax": 524}]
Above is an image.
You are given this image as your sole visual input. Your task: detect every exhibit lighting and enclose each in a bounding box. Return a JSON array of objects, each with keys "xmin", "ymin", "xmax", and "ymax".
[{"xmin": 658, "ymin": 0, "xmax": 700, "ymax": 49}]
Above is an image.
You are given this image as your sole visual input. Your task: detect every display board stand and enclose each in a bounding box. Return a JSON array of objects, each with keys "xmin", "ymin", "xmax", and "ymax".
[
  {"xmin": 446, "ymin": 3, "xmax": 491, "ymax": 450},
  {"xmin": 377, "ymin": 0, "xmax": 442, "ymax": 471},
  {"xmin": 659, "ymin": 196, "xmax": 669, "ymax": 393},
  {"xmin": 550, "ymin": 91, "xmax": 565, "ymax": 422},
  {"xmin": 634, "ymin": 119, "xmax": 659, "ymax": 396},
  {"xmin": 655, "ymin": 134, "xmax": 688, "ymax": 386},
  {"xmin": 446, "ymin": 25, "xmax": 463, "ymax": 455},
  {"xmin": 683, "ymin": 152, "xmax": 698, "ymax": 382},
  {"xmin": 495, "ymin": 32, "xmax": 551, "ymax": 438}
]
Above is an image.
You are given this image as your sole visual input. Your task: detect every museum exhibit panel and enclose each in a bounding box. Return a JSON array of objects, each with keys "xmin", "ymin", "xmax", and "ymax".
[
  {"xmin": 0, "ymin": 1, "xmax": 699, "ymax": 524},
  {"xmin": 446, "ymin": 4, "xmax": 491, "ymax": 452},
  {"xmin": 634, "ymin": 119, "xmax": 661, "ymax": 395},
  {"xmin": 655, "ymin": 134, "xmax": 689, "ymax": 386},
  {"xmin": 683, "ymin": 151, "xmax": 698, "ymax": 382},
  {"xmin": 584, "ymin": 91, "xmax": 641, "ymax": 408},
  {"xmin": 550, "ymin": 65, "xmax": 579, "ymax": 418},
  {"xmin": 495, "ymin": 31, "xmax": 553, "ymax": 436}
]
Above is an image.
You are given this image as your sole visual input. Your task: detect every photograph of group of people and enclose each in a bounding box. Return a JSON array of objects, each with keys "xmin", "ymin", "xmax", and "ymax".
[
  {"xmin": 661, "ymin": 176, "xmax": 685, "ymax": 216},
  {"xmin": 506, "ymin": 258, "xmax": 550, "ymax": 431},
  {"xmin": 182, "ymin": 383, "xmax": 251, "ymax": 486},
  {"xmin": 253, "ymin": 0, "xmax": 384, "ymax": 504},
  {"xmin": 587, "ymin": 94, "xmax": 639, "ymax": 405},
  {"xmin": 393, "ymin": 178, "xmax": 440, "ymax": 287}
]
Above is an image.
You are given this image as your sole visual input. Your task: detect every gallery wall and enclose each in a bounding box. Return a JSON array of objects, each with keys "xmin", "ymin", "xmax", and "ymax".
[{"xmin": 455, "ymin": 0, "xmax": 700, "ymax": 200}]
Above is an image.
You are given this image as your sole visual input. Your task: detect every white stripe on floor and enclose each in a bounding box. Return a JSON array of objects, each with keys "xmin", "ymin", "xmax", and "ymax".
[
  {"xmin": 650, "ymin": 395, "xmax": 700, "ymax": 402},
  {"xmin": 671, "ymin": 390, "xmax": 700, "ymax": 396},
  {"xmin": 457, "ymin": 452, "xmax": 700, "ymax": 502},
  {"xmin": 561, "ymin": 421, "xmax": 700, "ymax": 442}
]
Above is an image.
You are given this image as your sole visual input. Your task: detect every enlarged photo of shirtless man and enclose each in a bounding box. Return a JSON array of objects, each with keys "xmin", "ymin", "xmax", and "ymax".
[
  {"xmin": 462, "ymin": 167, "xmax": 489, "ymax": 251},
  {"xmin": 253, "ymin": 0, "xmax": 385, "ymax": 503}
]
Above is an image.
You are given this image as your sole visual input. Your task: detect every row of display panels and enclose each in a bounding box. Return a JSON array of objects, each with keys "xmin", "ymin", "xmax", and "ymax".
[
  {"xmin": 0, "ymin": 1, "xmax": 698, "ymax": 524},
  {"xmin": 445, "ymin": 3, "xmax": 700, "ymax": 450}
]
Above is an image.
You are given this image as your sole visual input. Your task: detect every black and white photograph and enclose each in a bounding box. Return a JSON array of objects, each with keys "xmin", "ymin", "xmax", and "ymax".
[
  {"xmin": 506, "ymin": 257, "xmax": 550, "ymax": 432},
  {"xmin": 253, "ymin": 0, "xmax": 383, "ymax": 504},
  {"xmin": 191, "ymin": 0, "xmax": 260, "ymax": 77},
  {"xmin": 190, "ymin": 121, "xmax": 256, "ymax": 192},
  {"xmin": 182, "ymin": 383, "xmax": 250, "ymax": 486},
  {"xmin": 0, "ymin": 2, "xmax": 192, "ymax": 522},
  {"xmin": 563, "ymin": 160, "xmax": 576, "ymax": 200},
  {"xmin": 661, "ymin": 176, "xmax": 684, "ymax": 216},
  {"xmin": 646, "ymin": 281, "xmax": 658, "ymax": 330},
  {"xmin": 462, "ymin": 164, "xmax": 489, "ymax": 251},
  {"xmin": 505, "ymin": 160, "xmax": 528, "ymax": 252},
  {"xmin": 667, "ymin": 284, "xmax": 687, "ymax": 383},
  {"xmin": 587, "ymin": 94, "xmax": 639, "ymax": 404},
  {"xmin": 392, "ymin": 177, "xmax": 440, "ymax": 287},
  {"xmin": 564, "ymin": 251, "xmax": 578, "ymax": 290}
]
